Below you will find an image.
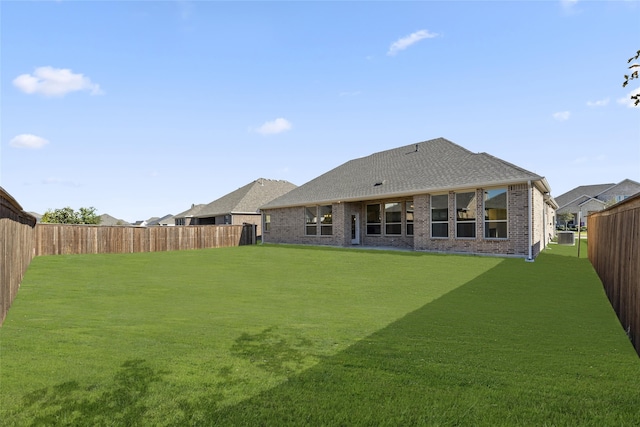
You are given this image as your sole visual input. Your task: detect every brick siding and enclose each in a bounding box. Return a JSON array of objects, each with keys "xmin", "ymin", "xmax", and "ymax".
[{"xmin": 263, "ymin": 183, "xmax": 552, "ymax": 258}]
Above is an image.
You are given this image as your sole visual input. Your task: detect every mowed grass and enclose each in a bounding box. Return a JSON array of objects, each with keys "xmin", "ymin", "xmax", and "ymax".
[{"xmin": 1, "ymin": 242, "xmax": 639, "ymax": 425}]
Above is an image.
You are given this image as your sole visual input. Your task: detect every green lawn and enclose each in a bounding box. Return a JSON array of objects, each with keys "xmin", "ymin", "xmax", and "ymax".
[{"xmin": 1, "ymin": 242, "xmax": 639, "ymax": 426}]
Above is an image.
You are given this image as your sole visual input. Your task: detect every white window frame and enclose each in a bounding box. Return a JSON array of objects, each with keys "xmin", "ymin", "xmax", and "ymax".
[
  {"xmin": 483, "ymin": 188, "xmax": 508, "ymax": 239},
  {"xmin": 431, "ymin": 194, "xmax": 449, "ymax": 238},
  {"xmin": 455, "ymin": 191, "xmax": 477, "ymax": 239}
]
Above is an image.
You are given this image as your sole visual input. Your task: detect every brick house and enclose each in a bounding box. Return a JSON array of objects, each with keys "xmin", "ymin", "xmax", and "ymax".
[
  {"xmin": 261, "ymin": 138, "xmax": 557, "ymax": 259},
  {"xmin": 174, "ymin": 178, "xmax": 297, "ymax": 237}
]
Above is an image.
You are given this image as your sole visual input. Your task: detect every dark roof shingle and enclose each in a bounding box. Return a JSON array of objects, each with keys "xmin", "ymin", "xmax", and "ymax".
[
  {"xmin": 263, "ymin": 138, "xmax": 544, "ymax": 208},
  {"xmin": 196, "ymin": 178, "xmax": 297, "ymax": 217}
]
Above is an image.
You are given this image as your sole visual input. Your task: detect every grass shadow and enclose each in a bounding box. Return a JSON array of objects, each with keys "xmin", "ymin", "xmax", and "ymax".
[
  {"xmin": 206, "ymin": 251, "xmax": 640, "ymax": 425},
  {"xmin": 20, "ymin": 359, "xmax": 162, "ymax": 426}
]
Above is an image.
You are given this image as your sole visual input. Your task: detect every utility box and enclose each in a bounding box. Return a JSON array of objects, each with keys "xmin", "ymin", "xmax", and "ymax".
[{"xmin": 557, "ymin": 231, "xmax": 575, "ymax": 245}]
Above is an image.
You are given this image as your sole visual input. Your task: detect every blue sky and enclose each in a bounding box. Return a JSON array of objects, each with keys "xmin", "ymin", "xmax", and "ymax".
[{"xmin": 2, "ymin": 0, "xmax": 639, "ymax": 222}]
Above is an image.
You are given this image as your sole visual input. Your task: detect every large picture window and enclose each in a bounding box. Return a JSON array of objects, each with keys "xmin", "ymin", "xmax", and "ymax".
[
  {"xmin": 456, "ymin": 191, "xmax": 477, "ymax": 238},
  {"xmin": 484, "ymin": 188, "xmax": 507, "ymax": 238},
  {"xmin": 385, "ymin": 202, "xmax": 402, "ymax": 235},
  {"xmin": 366, "ymin": 204, "xmax": 382, "ymax": 235},
  {"xmin": 431, "ymin": 194, "xmax": 449, "ymax": 238},
  {"xmin": 305, "ymin": 207, "xmax": 317, "ymax": 235},
  {"xmin": 406, "ymin": 201, "xmax": 414, "ymax": 236},
  {"xmin": 320, "ymin": 205, "xmax": 333, "ymax": 235}
]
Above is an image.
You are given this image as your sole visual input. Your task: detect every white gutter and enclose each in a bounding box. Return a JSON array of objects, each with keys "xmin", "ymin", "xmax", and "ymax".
[{"xmin": 526, "ymin": 180, "xmax": 534, "ymax": 262}]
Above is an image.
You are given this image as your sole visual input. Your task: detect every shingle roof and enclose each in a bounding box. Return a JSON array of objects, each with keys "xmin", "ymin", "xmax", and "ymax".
[
  {"xmin": 554, "ymin": 183, "xmax": 615, "ymax": 209},
  {"xmin": 262, "ymin": 138, "xmax": 545, "ymax": 209},
  {"xmin": 174, "ymin": 204, "xmax": 207, "ymax": 219},
  {"xmin": 99, "ymin": 213, "xmax": 131, "ymax": 226},
  {"xmin": 195, "ymin": 178, "xmax": 297, "ymax": 218},
  {"xmin": 146, "ymin": 214, "xmax": 174, "ymax": 226}
]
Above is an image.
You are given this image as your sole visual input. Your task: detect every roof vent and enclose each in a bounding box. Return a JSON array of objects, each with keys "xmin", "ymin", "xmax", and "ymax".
[{"xmin": 374, "ymin": 180, "xmax": 385, "ymax": 187}]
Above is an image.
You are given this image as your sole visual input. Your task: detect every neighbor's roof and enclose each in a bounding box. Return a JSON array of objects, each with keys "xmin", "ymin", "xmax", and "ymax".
[
  {"xmin": 554, "ymin": 183, "xmax": 615, "ymax": 209},
  {"xmin": 174, "ymin": 203, "xmax": 207, "ymax": 219},
  {"xmin": 262, "ymin": 137, "xmax": 548, "ymax": 209},
  {"xmin": 99, "ymin": 213, "xmax": 131, "ymax": 226},
  {"xmin": 195, "ymin": 178, "xmax": 297, "ymax": 217}
]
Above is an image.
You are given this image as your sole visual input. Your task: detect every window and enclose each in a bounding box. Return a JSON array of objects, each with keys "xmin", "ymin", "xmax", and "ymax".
[
  {"xmin": 406, "ymin": 202, "xmax": 414, "ymax": 235},
  {"xmin": 366, "ymin": 204, "xmax": 382, "ymax": 235},
  {"xmin": 456, "ymin": 192, "xmax": 476, "ymax": 238},
  {"xmin": 305, "ymin": 207, "xmax": 317, "ymax": 235},
  {"xmin": 263, "ymin": 214, "xmax": 271, "ymax": 232},
  {"xmin": 385, "ymin": 202, "xmax": 402, "ymax": 235},
  {"xmin": 484, "ymin": 188, "xmax": 507, "ymax": 238},
  {"xmin": 431, "ymin": 194, "xmax": 449, "ymax": 238},
  {"xmin": 320, "ymin": 205, "xmax": 333, "ymax": 235}
]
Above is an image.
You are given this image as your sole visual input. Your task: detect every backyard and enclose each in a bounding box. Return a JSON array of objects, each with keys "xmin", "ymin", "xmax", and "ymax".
[{"xmin": 1, "ymin": 242, "xmax": 639, "ymax": 426}]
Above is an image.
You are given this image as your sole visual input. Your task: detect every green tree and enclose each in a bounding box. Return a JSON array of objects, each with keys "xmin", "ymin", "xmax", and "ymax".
[
  {"xmin": 78, "ymin": 206, "xmax": 101, "ymax": 225},
  {"xmin": 623, "ymin": 50, "xmax": 640, "ymax": 106},
  {"xmin": 557, "ymin": 212, "xmax": 574, "ymax": 229},
  {"xmin": 41, "ymin": 206, "xmax": 101, "ymax": 225}
]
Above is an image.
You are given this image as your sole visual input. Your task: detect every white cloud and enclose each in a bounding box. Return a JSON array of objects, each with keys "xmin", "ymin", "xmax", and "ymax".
[
  {"xmin": 617, "ymin": 87, "xmax": 640, "ymax": 108},
  {"xmin": 560, "ymin": 0, "xmax": 579, "ymax": 12},
  {"xmin": 387, "ymin": 29, "xmax": 439, "ymax": 56},
  {"xmin": 553, "ymin": 111, "xmax": 571, "ymax": 121},
  {"xmin": 586, "ymin": 98, "xmax": 609, "ymax": 107},
  {"xmin": 9, "ymin": 134, "xmax": 50, "ymax": 149},
  {"xmin": 255, "ymin": 118, "xmax": 292, "ymax": 135},
  {"xmin": 13, "ymin": 66, "xmax": 103, "ymax": 97}
]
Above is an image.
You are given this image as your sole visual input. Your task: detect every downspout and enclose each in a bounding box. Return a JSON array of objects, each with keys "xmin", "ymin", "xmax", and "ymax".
[
  {"xmin": 542, "ymin": 198, "xmax": 546, "ymax": 251},
  {"xmin": 526, "ymin": 180, "xmax": 534, "ymax": 262}
]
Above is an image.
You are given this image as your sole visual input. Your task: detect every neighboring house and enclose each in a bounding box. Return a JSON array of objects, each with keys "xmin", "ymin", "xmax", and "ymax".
[
  {"xmin": 261, "ymin": 137, "xmax": 557, "ymax": 259},
  {"xmin": 174, "ymin": 204, "xmax": 207, "ymax": 226},
  {"xmin": 28, "ymin": 212, "xmax": 42, "ymax": 223},
  {"xmin": 146, "ymin": 214, "xmax": 175, "ymax": 226},
  {"xmin": 555, "ymin": 179, "xmax": 640, "ymax": 227},
  {"xmin": 175, "ymin": 178, "xmax": 297, "ymax": 237},
  {"xmin": 99, "ymin": 213, "xmax": 131, "ymax": 226}
]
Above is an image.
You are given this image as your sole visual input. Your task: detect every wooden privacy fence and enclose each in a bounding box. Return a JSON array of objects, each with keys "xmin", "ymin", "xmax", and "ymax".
[
  {"xmin": 34, "ymin": 223, "xmax": 256, "ymax": 256},
  {"xmin": 1, "ymin": 187, "xmax": 36, "ymax": 326},
  {"xmin": 588, "ymin": 193, "xmax": 640, "ymax": 356}
]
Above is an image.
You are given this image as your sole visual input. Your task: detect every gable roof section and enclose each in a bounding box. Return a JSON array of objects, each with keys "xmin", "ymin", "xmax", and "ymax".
[
  {"xmin": 196, "ymin": 178, "xmax": 297, "ymax": 218},
  {"xmin": 593, "ymin": 178, "xmax": 640, "ymax": 200},
  {"xmin": 99, "ymin": 213, "xmax": 131, "ymax": 226},
  {"xmin": 146, "ymin": 214, "xmax": 174, "ymax": 226},
  {"xmin": 174, "ymin": 203, "xmax": 207, "ymax": 219},
  {"xmin": 555, "ymin": 183, "xmax": 615, "ymax": 209},
  {"xmin": 263, "ymin": 138, "xmax": 545, "ymax": 209},
  {"xmin": 555, "ymin": 179, "xmax": 640, "ymax": 209}
]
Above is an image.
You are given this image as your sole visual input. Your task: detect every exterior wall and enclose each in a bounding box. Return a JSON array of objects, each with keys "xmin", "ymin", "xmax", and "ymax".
[
  {"xmin": 414, "ymin": 185, "xmax": 530, "ymax": 257},
  {"xmin": 231, "ymin": 213, "xmax": 263, "ymax": 236},
  {"xmin": 357, "ymin": 198, "xmax": 415, "ymax": 249},
  {"xmin": 263, "ymin": 184, "xmax": 552, "ymax": 258},
  {"xmin": 531, "ymin": 186, "xmax": 545, "ymax": 257},
  {"xmin": 577, "ymin": 199, "xmax": 605, "ymax": 225},
  {"xmin": 557, "ymin": 198, "xmax": 604, "ymax": 227},
  {"xmin": 262, "ymin": 204, "xmax": 344, "ymax": 246}
]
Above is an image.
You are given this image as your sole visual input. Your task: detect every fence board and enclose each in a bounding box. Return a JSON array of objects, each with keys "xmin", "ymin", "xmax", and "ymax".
[
  {"xmin": 588, "ymin": 193, "xmax": 640, "ymax": 356},
  {"xmin": 0, "ymin": 188, "xmax": 36, "ymax": 326},
  {"xmin": 33, "ymin": 224, "xmax": 254, "ymax": 256}
]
